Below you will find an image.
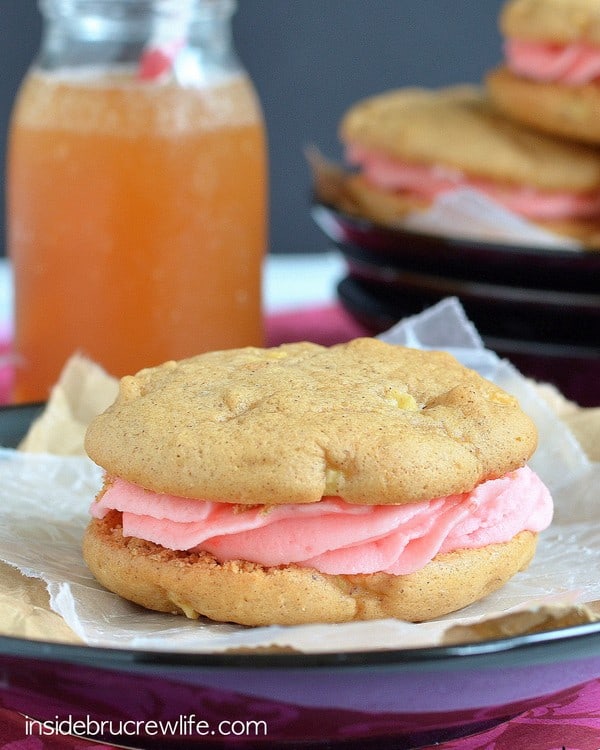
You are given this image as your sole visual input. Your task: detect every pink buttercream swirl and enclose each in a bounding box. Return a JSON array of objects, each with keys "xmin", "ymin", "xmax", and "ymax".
[
  {"xmin": 91, "ymin": 466, "xmax": 553, "ymax": 576},
  {"xmin": 505, "ymin": 38, "xmax": 600, "ymax": 85},
  {"xmin": 346, "ymin": 143, "xmax": 600, "ymax": 219}
]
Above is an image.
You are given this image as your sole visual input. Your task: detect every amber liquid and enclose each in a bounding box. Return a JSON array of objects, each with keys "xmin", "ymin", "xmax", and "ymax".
[{"xmin": 7, "ymin": 68, "xmax": 267, "ymax": 402}]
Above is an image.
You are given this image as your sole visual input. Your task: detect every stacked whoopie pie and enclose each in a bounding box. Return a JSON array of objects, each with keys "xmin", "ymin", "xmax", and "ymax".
[
  {"xmin": 326, "ymin": 0, "xmax": 600, "ymax": 248},
  {"xmin": 487, "ymin": 0, "xmax": 600, "ymax": 145}
]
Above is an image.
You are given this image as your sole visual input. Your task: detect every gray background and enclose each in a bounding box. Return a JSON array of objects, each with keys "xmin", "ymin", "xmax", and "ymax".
[{"xmin": 0, "ymin": 0, "xmax": 505, "ymax": 257}]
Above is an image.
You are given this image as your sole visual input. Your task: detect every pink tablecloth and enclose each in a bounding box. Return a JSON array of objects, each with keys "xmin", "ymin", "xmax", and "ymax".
[{"xmin": 1, "ymin": 307, "xmax": 600, "ymax": 748}]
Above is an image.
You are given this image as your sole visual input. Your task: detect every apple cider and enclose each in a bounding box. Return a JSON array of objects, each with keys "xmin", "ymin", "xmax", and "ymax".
[{"xmin": 7, "ymin": 1, "xmax": 267, "ymax": 403}]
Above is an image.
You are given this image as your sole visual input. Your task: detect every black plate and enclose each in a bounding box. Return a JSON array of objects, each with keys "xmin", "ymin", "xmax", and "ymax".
[
  {"xmin": 337, "ymin": 275, "xmax": 600, "ymax": 406},
  {"xmin": 312, "ymin": 200, "xmax": 600, "ymax": 348},
  {"xmin": 312, "ymin": 200, "xmax": 600, "ymax": 405},
  {"xmin": 339, "ymin": 253, "xmax": 600, "ymax": 349},
  {"xmin": 2, "ymin": 404, "xmax": 600, "ymax": 748},
  {"xmin": 312, "ymin": 201, "xmax": 600, "ymax": 292}
]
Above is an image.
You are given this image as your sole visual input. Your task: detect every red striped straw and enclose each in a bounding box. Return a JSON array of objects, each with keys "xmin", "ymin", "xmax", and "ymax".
[
  {"xmin": 138, "ymin": 37, "xmax": 185, "ymax": 80},
  {"xmin": 137, "ymin": 0, "xmax": 193, "ymax": 81}
]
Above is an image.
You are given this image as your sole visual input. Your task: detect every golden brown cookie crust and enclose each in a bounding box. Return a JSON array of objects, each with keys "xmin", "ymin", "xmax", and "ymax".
[
  {"xmin": 538, "ymin": 215, "xmax": 600, "ymax": 247},
  {"xmin": 500, "ymin": 0, "xmax": 600, "ymax": 45},
  {"xmin": 487, "ymin": 66, "xmax": 600, "ymax": 145},
  {"xmin": 85, "ymin": 339, "xmax": 537, "ymax": 506},
  {"xmin": 82, "ymin": 513, "xmax": 538, "ymax": 625},
  {"xmin": 339, "ymin": 85, "xmax": 600, "ymax": 191},
  {"xmin": 310, "ymin": 149, "xmax": 429, "ymax": 227}
]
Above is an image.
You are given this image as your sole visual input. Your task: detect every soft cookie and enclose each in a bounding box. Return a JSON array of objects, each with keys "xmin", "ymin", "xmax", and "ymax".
[
  {"xmin": 487, "ymin": 0, "xmax": 600, "ymax": 145},
  {"xmin": 83, "ymin": 339, "xmax": 553, "ymax": 625}
]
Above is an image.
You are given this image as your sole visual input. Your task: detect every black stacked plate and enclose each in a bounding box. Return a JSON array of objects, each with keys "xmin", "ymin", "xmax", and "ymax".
[{"xmin": 312, "ymin": 202, "xmax": 600, "ymax": 406}]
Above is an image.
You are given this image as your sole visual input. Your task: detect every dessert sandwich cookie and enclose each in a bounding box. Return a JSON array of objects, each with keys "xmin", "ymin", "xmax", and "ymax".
[
  {"xmin": 83, "ymin": 339, "xmax": 553, "ymax": 626},
  {"xmin": 487, "ymin": 0, "xmax": 600, "ymax": 146},
  {"xmin": 338, "ymin": 85, "xmax": 600, "ymax": 247}
]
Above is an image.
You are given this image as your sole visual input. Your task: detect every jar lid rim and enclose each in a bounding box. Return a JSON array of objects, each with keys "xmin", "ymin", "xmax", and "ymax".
[{"xmin": 38, "ymin": 0, "xmax": 236, "ymax": 20}]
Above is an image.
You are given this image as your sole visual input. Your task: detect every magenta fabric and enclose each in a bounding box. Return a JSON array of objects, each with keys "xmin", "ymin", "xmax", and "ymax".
[
  {"xmin": 0, "ymin": 321, "xmax": 13, "ymax": 405},
  {"xmin": 265, "ymin": 303, "xmax": 368, "ymax": 347},
  {"xmin": 0, "ymin": 706, "xmax": 112, "ymax": 749},
  {"xmin": 2, "ymin": 679, "xmax": 600, "ymax": 748},
  {"xmin": 436, "ymin": 678, "xmax": 600, "ymax": 749}
]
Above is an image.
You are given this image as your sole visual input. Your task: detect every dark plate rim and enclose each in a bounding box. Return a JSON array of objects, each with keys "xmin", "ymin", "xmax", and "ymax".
[
  {"xmin": 311, "ymin": 200, "xmax": 600, "ymax": 267},
  {"xmin": 2, "ymin": 403, "xmax": 600, "ymax": 673},
  {"xmin": 2, "ymin": 621, "xmax": 600, "ymax": 673},
  {"xmin": 341, "ymin": 246, "xmax": 600, "ymax": 309}
]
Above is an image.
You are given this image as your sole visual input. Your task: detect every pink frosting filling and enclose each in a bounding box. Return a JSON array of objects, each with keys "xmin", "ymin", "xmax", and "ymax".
[
  {"xmin": 346, "ymin": 143, "xmax": 600, "ymax": 219},
  {"xmin": 505, "ymin": 38, "xmax": 600, "ymax": 85},
  {"xmin": 91, "ymin": 466, "xmax": 553, "ymax": 576}
]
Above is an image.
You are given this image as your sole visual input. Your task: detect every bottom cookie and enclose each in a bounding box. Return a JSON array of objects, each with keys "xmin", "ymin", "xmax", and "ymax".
[
  {"xmin": 487, "ymin": 67, "xmax": 600, "ymax": 147},
  {"xmin": 83, "ymin": 511, "xmax": 538, "ymax": 626}
]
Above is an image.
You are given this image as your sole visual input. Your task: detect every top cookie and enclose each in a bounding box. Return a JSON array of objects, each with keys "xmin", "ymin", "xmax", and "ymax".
[
  {"xmin": 85, "ymin": 339, "xmax": 538, "ymax": 506},
  {"xmin": 339, "ymin": 85, "xmax": 600, "ymax": 191},
  {"xmin": 500, "ymin": 0, "xmax": 600, "ymax": 45}
]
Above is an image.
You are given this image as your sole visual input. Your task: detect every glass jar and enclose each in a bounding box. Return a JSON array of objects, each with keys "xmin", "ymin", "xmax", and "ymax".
[{"xmin": 7, "ymin": 0, "xmax": 267, "ymax": 403}]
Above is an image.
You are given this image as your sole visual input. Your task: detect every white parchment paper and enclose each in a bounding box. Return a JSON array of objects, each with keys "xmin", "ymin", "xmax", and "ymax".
[
  {"xmin": 0, "ymin": 299, "xmax": 597, "ymax": 652},
  {"xmin": 401, "ymin": 188, "xmax": 583, "ymax": 250}
]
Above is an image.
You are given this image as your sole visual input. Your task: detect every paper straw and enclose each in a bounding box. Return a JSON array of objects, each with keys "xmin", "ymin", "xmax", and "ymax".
[
  {"xmin": 138, "ymin": 0, "xmax": 194, "ymax": 81},
  {"xmin": 138, "ymin": 37, "xmax": 185, "ymax": 80}
]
